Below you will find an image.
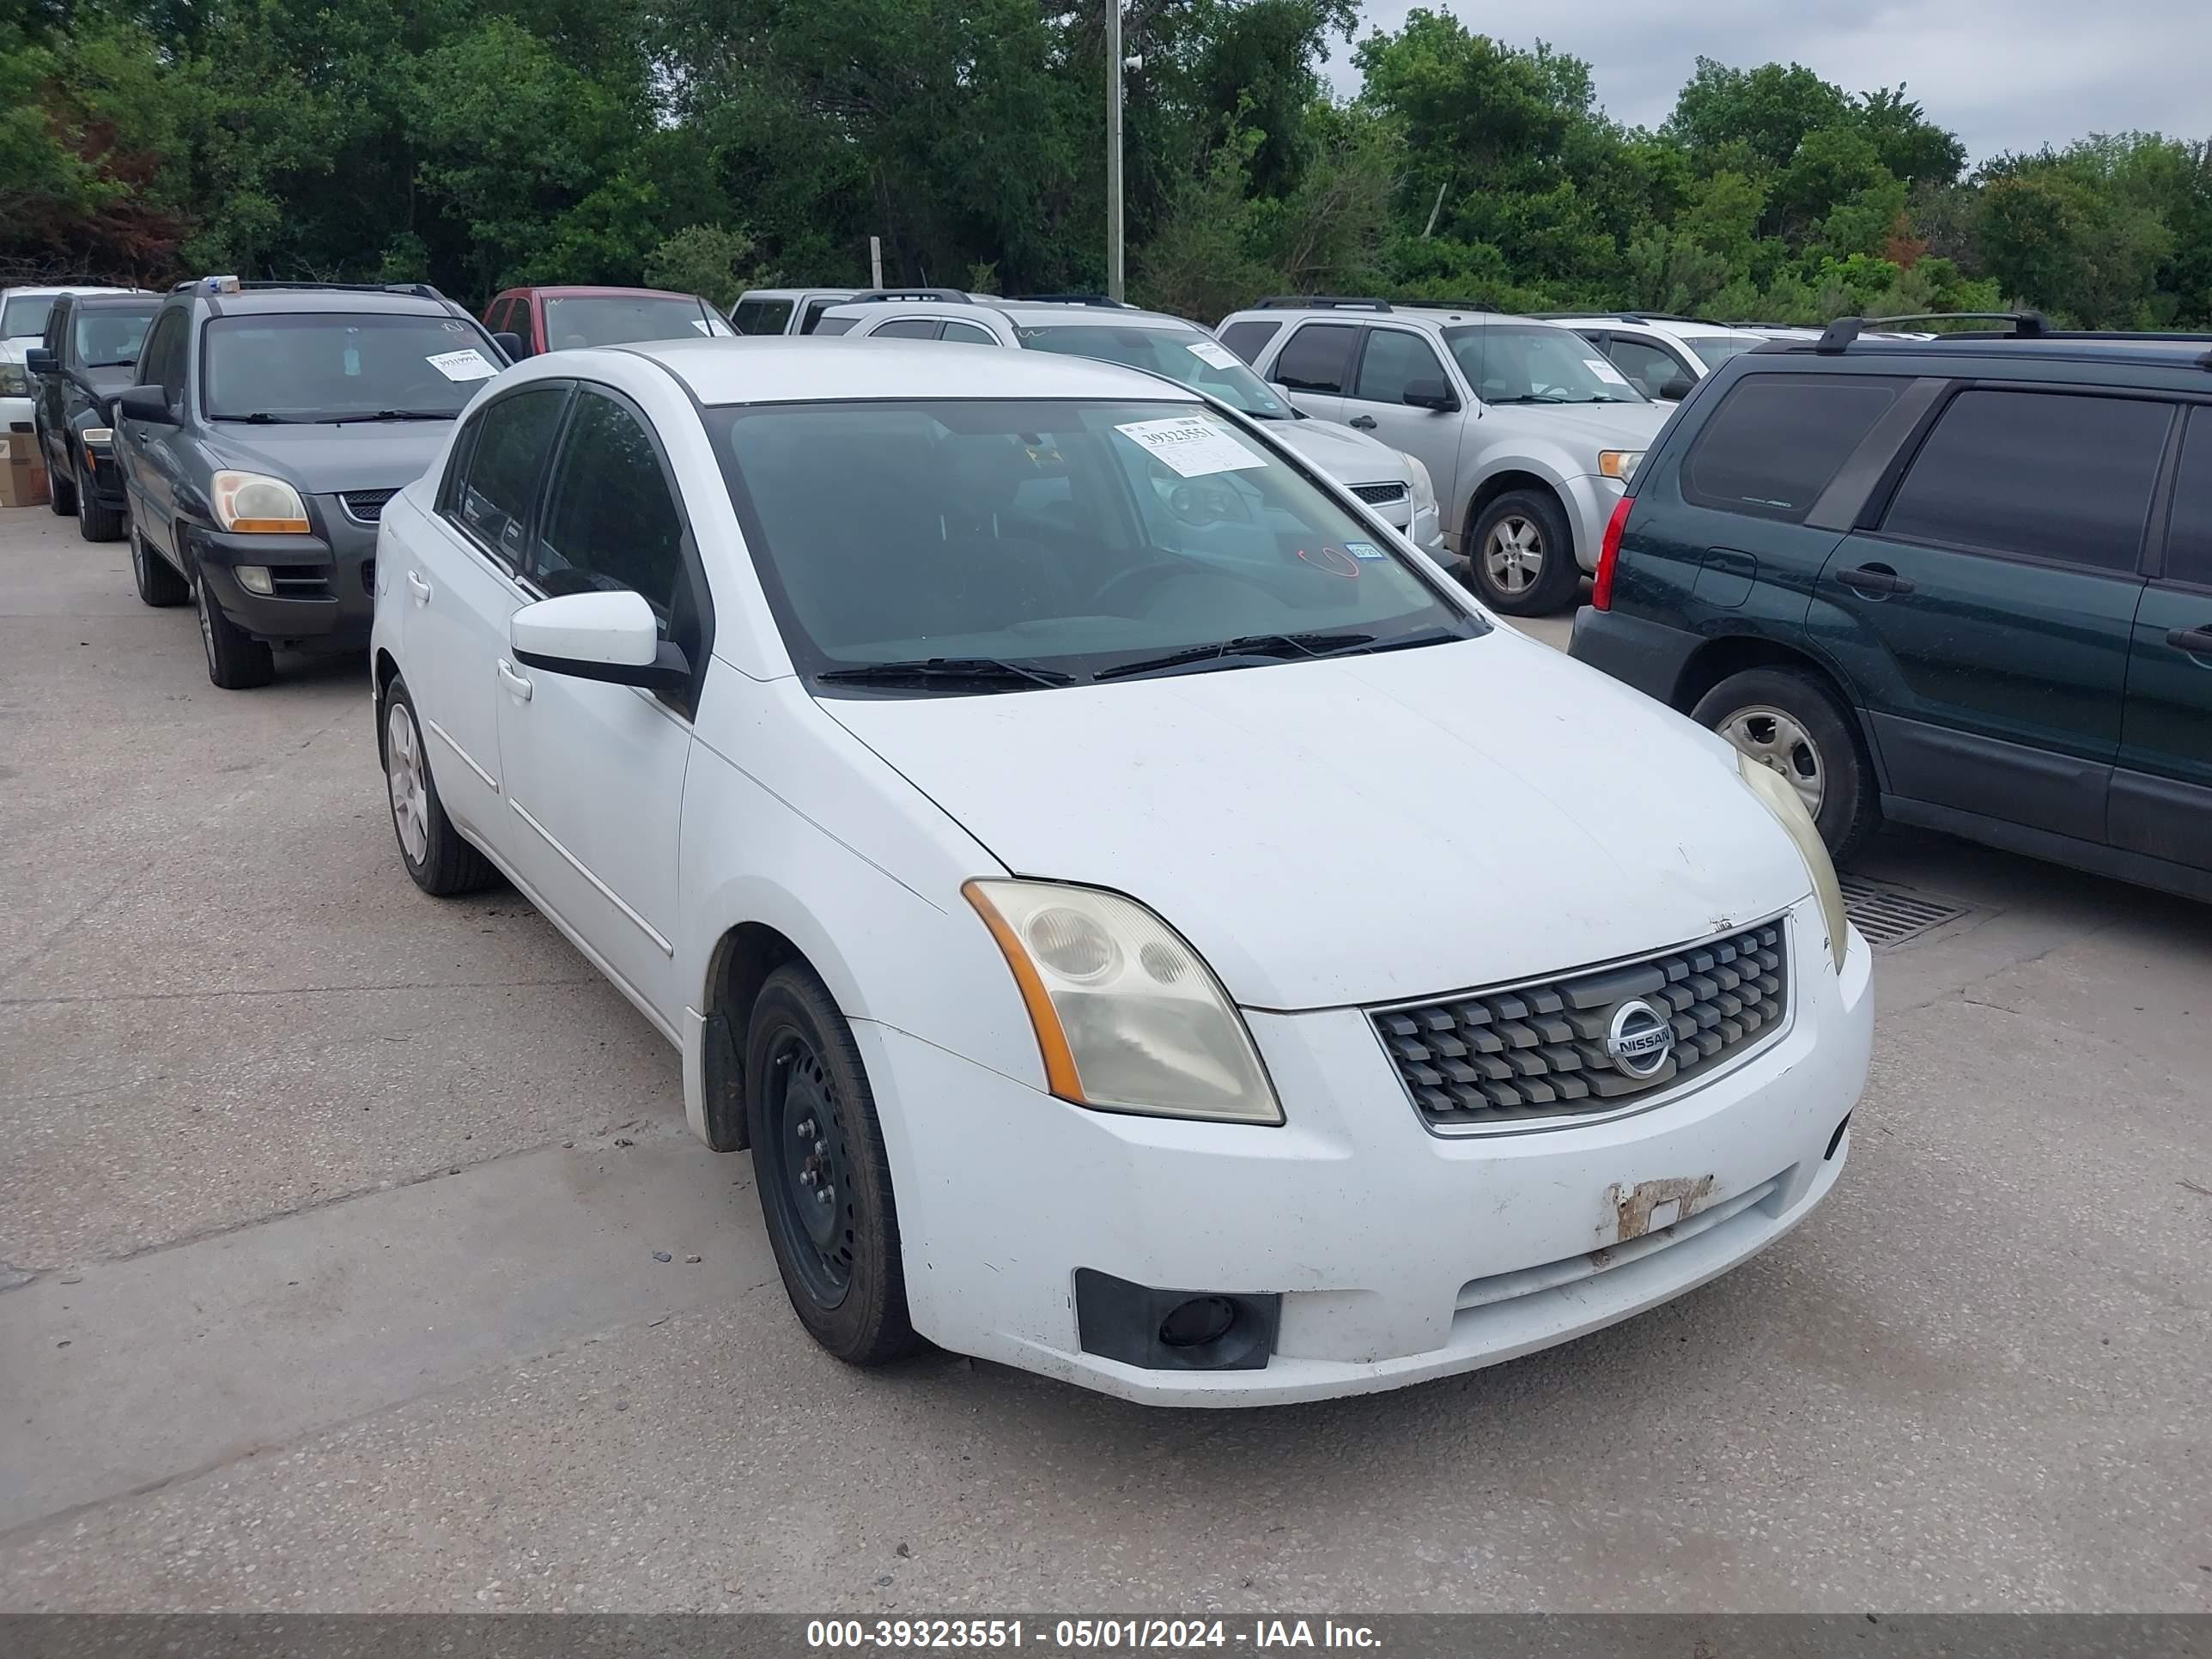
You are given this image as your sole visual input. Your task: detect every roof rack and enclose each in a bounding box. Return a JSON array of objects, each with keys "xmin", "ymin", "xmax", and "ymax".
[
  {"xmin": 1532, "ymin": 310, "xmax": 1721, "ymax": 327},
  {"xmin": 1815, "ymin": 311, "xmax": 2049, "ymax": 353},
  {"xmin": 848, "ymin": 288, "xmax": 972, "ymax": 305},
  {"xmin": 1008, "ymin": 293, "xmax": 1130, "ymax": 307},
  {"xmin": 1251, "ymin": 295, "xmax": 1498, "ymax": 314},
  {"xmin": 172, "ymin": 278, "xmax": 450, "ymax": 301},
  {"xmin": 1394, "ymin": 298, "xmax": 1498, "ymax": 313}
]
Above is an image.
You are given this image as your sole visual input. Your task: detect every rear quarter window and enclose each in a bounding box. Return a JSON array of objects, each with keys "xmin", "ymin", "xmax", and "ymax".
[
  {"xmin": 1219, "ymin": 319, "xmax": 1282, "ymax": 367},
  {"xmin": 1681, "ymin": 374, "xmax": 1901, "ymax": 523}
]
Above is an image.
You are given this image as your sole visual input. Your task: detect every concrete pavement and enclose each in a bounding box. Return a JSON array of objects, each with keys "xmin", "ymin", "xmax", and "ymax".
[{"xmin": 1, "ymin": 505, "xmax": 2206, "ymax": 1612}]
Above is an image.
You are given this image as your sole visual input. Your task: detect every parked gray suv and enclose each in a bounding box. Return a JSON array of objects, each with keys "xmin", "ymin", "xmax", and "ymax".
[
  {"xmin": 111, "ymin": 279, "xmax": 509, "ymax": 688},
  {"xmin": 1217, "ymin": 297, "xmax": 1669, "ymax": 614}
]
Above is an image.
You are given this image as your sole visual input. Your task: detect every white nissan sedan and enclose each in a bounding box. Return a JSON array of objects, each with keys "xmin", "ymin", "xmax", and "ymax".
[{"xmin": 370, "ymin": 337, "xmax": 1871, "ymax": 1406}]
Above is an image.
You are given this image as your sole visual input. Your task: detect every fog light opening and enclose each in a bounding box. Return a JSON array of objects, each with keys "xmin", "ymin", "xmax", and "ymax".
[
  {"xmin": 1158, "ymin": 1295, "xmax": 1237, "ymax": 1350},
  {"xmin": 235, "ymin": 565, "xmax": 274, "ymax": 596}
]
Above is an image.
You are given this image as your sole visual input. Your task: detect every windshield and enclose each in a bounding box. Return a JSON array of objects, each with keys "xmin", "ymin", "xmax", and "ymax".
[
  {"xmin": 203, "ymin": 313, "xmax": 496, "ymax": 422},
  {"xmin": 710, "ymin": 398, "xmax": 1480, "ymax": 692},
  {"xmin": 1688, "ymin": 336, "xmax": 1758, "ymax": 371},
  {"xmin": 1017, "ymin": 324, "xmax": 1294, "ymax": 419},
  {"xmin": 3, "ymin": 295, "xmax": 58, "ymax": 339},
  {"xmin": 1443, "ymin": 324, "xmax": 1647, "ymax": 405},
  {"xmin": 543, "ymin": 295, "xmax": 722, "ymax": 348},
  {"xmin": 74, "ymin": 303, "xmax": 157, "ymax": 367}
]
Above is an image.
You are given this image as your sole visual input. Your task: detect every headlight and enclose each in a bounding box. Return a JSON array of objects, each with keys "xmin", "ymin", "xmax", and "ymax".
[
  {"xmin": 1597, "ymin": 449, "xmax": 1644, "ymax": 483},
  {"xmin": 1399, "ymin": 451, "xmax": 1437, "ymax": 517},
  {"xmin": 1737, "ymin": 751, "xmax": 1848, "ymax": 971},
  {"xmin": 211, "ymin": 471, "xmax": 311, "ymax": 534},
  {"xmin": 0, "ymin": 364, "xmax": 27, "ymax": 397},
  {"xmin": 964, "ymin": 879, "xmax": 1282, "ymax": 1124}
]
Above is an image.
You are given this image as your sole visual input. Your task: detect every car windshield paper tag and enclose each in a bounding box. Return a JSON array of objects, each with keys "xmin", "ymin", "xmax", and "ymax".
[
  {"xmin": 1343, "ymin": 539, "xmax": 1386, "ymax": 561},
  {"xmin": 1115, "ymin": 416, "xmax": 1266, "ymax": 477},
  {"xmin": 690, "ymin": 319, "xmax": 712, "ymax": 333},
  {"xmin": 1583, "ymin": 357, "xmax": 1631, "ymax": 386},
  {"xmin": 427, "ymin": 348, "xmax": 498, "ymax": 382},
  {"xmin": 1186, "ymin": 341, "xmax": 1241, "ymax": 370}
]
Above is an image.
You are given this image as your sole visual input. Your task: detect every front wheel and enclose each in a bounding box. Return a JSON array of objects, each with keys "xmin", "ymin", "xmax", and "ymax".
[
  {"xmin": 130, "ymin": 525, "xmax": 189, "ymax": 606},
  {"xmin": 43, "ymin": 429, "xmax": 76, "ymax": 516},
  {"xmin": 1468, "ymin": 489, "xmax": 1580, "ymax": 615},
  {"xmin": 194, "ymin": 568, "xmax": 275, "ymax": 689},
  {"xmin": 1692, "ymin": 665, "xmax": 1879, "ymax": 861},
  {"xmin": 745, "ymin": 963, "xmax": 920, "ymax": 1367},
  {"xmin": 381, "ymin": 678, "xmax": 497, "ymax": 896},
  {"xmin": 77, "ymin": 463, "xmax": 125, "ymax": 542}
]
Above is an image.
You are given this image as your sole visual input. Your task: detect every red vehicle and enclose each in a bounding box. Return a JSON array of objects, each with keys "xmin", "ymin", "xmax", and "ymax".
[{"xmin": 481, "ymin": 285, "xmax": 736, "ymax": 358}]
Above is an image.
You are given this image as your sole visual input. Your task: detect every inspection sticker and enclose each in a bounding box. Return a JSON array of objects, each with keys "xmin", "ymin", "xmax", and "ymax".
[
  {"xmin": 1186, "ymin": 340, "xmax": 1242, "ymax": 370},
  {"xmin": 1583, "ymin": 357, "xmax": 1631, "ymax": 387},
  {"xmin": 1115, "ymin": 415, "xmax": 1267, "ymax": 478},
  {"xmin": 426, "ymin": 348, "xmax": 499, "ymax": 382},
  {"xmin": 1343, "ymin": 539, "xmax": 1387, "ymax": 561}
]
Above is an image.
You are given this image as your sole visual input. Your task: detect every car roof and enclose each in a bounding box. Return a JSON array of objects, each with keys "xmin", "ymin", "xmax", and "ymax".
[
  {"xmin": 3, "ymin": 285, "xmax": 145, "ymax": 299},
  {"xmin": 1753, "ymin": 332, "xmax": 2212, "ymax": 377},
  {"xmin": 70, "ymin": 293, "xmax": 161, "ymax": 309},
  {"xmin": 179, "ymin": 289, "xmax": 465, "ymax": 318},
  {"xmin": 1222, "ymin": 302, "xmax": 1536, "ymax": 331},
  {"xmin": 521, "ymin": 286, "xmax": 701, "ymax": 301},
  {"xmin": 1547, "ymin": 314, "xmax": 1754, "ymax": 340},
  {"xmin": 819, "ymin": 297, "xmax": 1200, "ymax": 331},
  {"xmin": 740, "ymin": 288, "xmax": 858, "ymax": 301},
  {"xmin": 607, "ymin": 336, "xmax": 1212, "ymax": 405}
]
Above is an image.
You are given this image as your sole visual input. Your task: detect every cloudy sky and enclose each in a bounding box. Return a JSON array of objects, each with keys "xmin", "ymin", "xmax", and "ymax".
[{"xmin": 1325, "ymin": 1, "xmax": 2212, "ymax": 162}]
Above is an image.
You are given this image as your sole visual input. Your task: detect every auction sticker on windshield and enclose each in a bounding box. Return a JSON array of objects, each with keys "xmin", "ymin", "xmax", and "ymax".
[
  {"xmin": 1583, "ymin": 357, "xmax": 1631, "ymax": 387},
  {"xmin": 1186, "ymin": 340, "xmax": 1243, "ymax": 370},
  {"xmin": 426, "ymin": 348, "xmax": 499, "ymax": 382},
  {"xmin": 1115, "ymin": 415, "xmax": 1266, "ymax": 478}
]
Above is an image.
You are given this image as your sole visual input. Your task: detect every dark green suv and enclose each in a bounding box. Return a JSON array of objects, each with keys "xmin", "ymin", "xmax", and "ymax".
[{"xmin": 1571, "ymin": 313, "xmax": 2212, "ymax": 902}]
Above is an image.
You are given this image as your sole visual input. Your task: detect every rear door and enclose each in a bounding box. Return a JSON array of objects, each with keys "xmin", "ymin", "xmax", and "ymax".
[
  {"xmin": 1264, "ymin": 322, "xmax": 1358, "ymax": 423},
  {"xmin": 2112, "ymin": 404, "xmax": 2212, "ymax": 872},
  {"xmin": 1342, "ymin": 324, "xmax": 1466, "ymax": 507},
  {"xmin": 1816, "ymin": 385, "xmax": 2171, "ymax": 844}
]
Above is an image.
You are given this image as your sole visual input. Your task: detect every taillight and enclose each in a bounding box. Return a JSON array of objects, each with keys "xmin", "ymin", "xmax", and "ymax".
[{"xmin": 1593, "ymin": 495, "xmax": 1632, "ymax": 611}]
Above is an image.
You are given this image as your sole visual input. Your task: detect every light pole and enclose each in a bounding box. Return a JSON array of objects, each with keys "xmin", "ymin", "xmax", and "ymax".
[{"xmin": 1106, "ymin": 0, "xmax": 1124, "ymax": 301}]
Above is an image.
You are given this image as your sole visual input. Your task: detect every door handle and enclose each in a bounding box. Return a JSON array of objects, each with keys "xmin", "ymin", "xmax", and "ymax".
[
  {"xmin": 406, "ymin": 570, "xmax": 432, "ymax": 605},
  {"xmin": 1838, "ymin": 562, "xmax": 1914, "ymax": 598},
  {"xmin": 496, "ymin": 658, "xmax": 533, "ymax": 702},
  {"xmin": 2166, "ymin": 625, "xmax": 2212, "ymax": 658},
  {"xmin": 1348, "ymin": 414, "xmax": 1378, "ymax": 429}
]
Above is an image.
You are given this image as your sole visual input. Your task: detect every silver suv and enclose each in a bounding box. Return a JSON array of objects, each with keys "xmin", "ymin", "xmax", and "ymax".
[
  {"xmin": 1217, "ymin": 298, "xmax": 1669, "ymax": 614},
  {"xmin": 818, "ymin": 292, "xmax": 1442, "ymax": 554}
]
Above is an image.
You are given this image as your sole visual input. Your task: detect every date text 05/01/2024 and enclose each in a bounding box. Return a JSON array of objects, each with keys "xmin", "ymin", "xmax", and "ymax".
[{"xmin": 805, "ymin": 1619, "xmax": 1384, "ymax": 1650}]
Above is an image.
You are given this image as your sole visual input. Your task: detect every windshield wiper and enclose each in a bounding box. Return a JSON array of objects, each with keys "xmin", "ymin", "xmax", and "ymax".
[
  {"xmin": 1094, "ymin": 630, "xmax": 1378, "ymax": 682},
  {"xmin": 814, "ymin": 656, "xmax": 1076, "ymax": 691},
  {"xmin": 214, "ymin": 412, "xmax": 313, "ymax": 424},
  {"xmin": 83, "ymin": 359, "xmax": 138, "ymax": 368},
  {"xmin": 322, "ymin": 410, "xmax": 456, "ymax": 424}
]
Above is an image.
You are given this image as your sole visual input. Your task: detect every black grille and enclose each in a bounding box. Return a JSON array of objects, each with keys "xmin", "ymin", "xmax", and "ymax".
[
  {"xmin": 1373, "ymin": 921, "xmax": 1789, "ymax": 1130},
  {"xmin": 1349, "ymin": 481, "xmax": 1409, "ymax": 506},
  {"xmin": 266, "ymin": 563, "xmax": 331, "ymax": 597},
  {"xmin": 340, "ymin": 488, "xmax": 398, "ymax": 523}
]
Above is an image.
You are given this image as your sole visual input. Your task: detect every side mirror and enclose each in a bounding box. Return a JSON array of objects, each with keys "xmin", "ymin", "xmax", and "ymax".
[
  {"xmin": 24, "ymin": 348, "xmax": 57, "ymax": 377},
  {"xmin": 1268, "ymin": 382, "xmax": 1296, "ymax": 402},
  {"xmin": 491, "ymin": 331, "xmax": 524, "ymax": 362},
  {"xmin": 1401, "ymin": 378, "xmax": 1460, "ymax": 412},
  {"xmin": 113, "ymin": 385, "xmax": 176, "ymax": 426},
  {"xmin": 1658, "ymin": 375, "xmax": 1695, "ymax": 402},
  {"xmin": 510, "ymin": 590, "xmax": 690, "ymax": 690}
]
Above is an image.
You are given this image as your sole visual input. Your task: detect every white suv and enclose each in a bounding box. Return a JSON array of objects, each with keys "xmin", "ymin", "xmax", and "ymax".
[
  {"xmin": 820, "ymin": 293, "xmax": 1443, "ymax": 554},
  {"xmin": 1538, "ymin": 313, "xmax": 1765, "ymax": 403},
  {"xmin": 370, "ymin": 335, "xmax": 1870, "ymax": 1404},
  {"xmin": 1218, "ymin": 298, "xmax": 1669, "ymax": 614}
]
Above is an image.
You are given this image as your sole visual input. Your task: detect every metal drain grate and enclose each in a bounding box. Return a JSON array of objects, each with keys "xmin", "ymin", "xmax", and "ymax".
[{"xmin": 1840, "ymin": 875, "xmax": 1972, "ymax": 948}]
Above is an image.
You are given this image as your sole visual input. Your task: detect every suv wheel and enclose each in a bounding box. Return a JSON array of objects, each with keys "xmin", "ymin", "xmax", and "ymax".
[
  {"xmin": 1469, "ymin": 489, "xmax": 1579, "ymax": 615},
  {"xmin": 1692, "ymin": 666, "xmax": 1879, "ymax": 861},
  {"xmin": 745, "ymin": 962, "xmax": 921, "ymax": 1368},
  {"xmin": 76, "ymin": 460, "xmax": 125, "ymax": 543},
  {"xmin": 381, "ymin": 678, "xmax": 497, "ymax": 895},
  {"xmin": 194, "ymin": 568, "xmax": 275, "ymax": 689},
  {"xmin": 130, "ymin": 525, "xmax": 189, "ymax": 607}
]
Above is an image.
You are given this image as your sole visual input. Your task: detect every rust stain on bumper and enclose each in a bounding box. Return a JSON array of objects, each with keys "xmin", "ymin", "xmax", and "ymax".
[{"xmin": 1608, "ymin": 1175, "xmax": 1717, "ymax": 1242}]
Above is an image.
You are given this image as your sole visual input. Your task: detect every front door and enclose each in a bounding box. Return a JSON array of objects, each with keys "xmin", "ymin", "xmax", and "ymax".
[
  {"xmin": 2112, "ymin": 404, "xmax": 2212, "ymax": 872},
  {"xmin": 117, "ymin": 307, "xmax": 191, "ymax": 562},
  {"xmin": 1343, "ymin": 324, "xmax": 1466, "ymax": 509},
  {"xmin": 1816, "ymin": 386, "xmax": 2169, "ymax": 844},
  {"xmin": 495, "ymin": 384, "xmax": 702, "ymax": 1024}
]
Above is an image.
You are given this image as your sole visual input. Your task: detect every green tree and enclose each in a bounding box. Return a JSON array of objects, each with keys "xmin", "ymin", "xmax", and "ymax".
[{"xmin": 642, "ymin": 223, "xmax": 765, "ymax": 310}]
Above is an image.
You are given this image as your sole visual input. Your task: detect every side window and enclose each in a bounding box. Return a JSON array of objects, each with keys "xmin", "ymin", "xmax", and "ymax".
[
  {"xmin": 811, "ymin": 315, "xmax": 858, "ymax": 337},
  {"xmin": 799, "ymin": 298, "xmax": 842, "ymax": 334},
  {"xmin": 1219, "ymin": 319, "xmax": 1281, "ymax": 367},
  {"xmin": 1881, "ymin": 390, "xmax": 2172, "ymax": 572},
  {"xmin": 1682, "ymin": 375, "xmax": 1901, "ymax": 523},
  {"xmin": 869, "ymin": 318, "xmax": 943, "ymax": 340},
  {"xmin": 139, "ymin": 312, "xmax": 186, "ymax": 398},
  {"xmin": 940, "ymin": 320, "xmax": 998, "ymax": 345},
  {"xmin": 2164, "ymin": 409, "xmax": 2212, "ymax": 588},
  {"xmin": 732, "ymin": 298, "xmax": 795, "ymax": 336},
  {"xmin": 533, "ymin": 390, "xmax": 687, "ymax": 627},
  {"xmin": 449, "ymin": 386, "xmax": 568, "ymax": 568},
  {"xmin": 1272, "ymin": 323, "xmax": 1358, "ymax": 395},
  {"xmin": 1352, "ymin": 328, "xmax": 1449, "ymax": 405},
  {"xmin": 42, "ymin": 302, "xmax": 67, "ymax": 357},
  {"xmin": 1607, "ymin": 336, "xmax": 1690, "ymax": 400}
]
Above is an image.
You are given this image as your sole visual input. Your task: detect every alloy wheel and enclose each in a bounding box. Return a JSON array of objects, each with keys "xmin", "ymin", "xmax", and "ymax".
[
  {"xmin": 1483, "ymin": 515, "xmax": 1544, "ymax": 594},
  {"xmin": 1719, "ymin": 704, "xmax": 1825, "ymax": 817},
  {"xmin": 385, "ymin": 702, "xmax": 431, "ymax": 865}
]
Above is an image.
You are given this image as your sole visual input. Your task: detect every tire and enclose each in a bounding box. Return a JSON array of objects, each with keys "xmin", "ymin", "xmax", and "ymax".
[
  {"xmin": 380, "ymin": 678, "xmax": 497, "ymax": 896},
  {"xmin": 76, "ymin": 464, "xmax": 125, "ymax": 542},
  {"xmin": 1692, "ymin": 665, "xmax": 1879, "ymax": 862},
  {"xmin": 130, "ymin": 524, "xmax": 189, "ymax": 607},
  {"xmin": 744, "ymin": 962, "xmax": 920, "ymax": 1368},
  {"xmin": 43, "ymin": 428, "xmax": 76, "ymax": 516},
  {"xmin": 1468, "ymin": 488, "xmax": 1580, "ymax": 615},
  {"xmin": 194, "ymin": 565, "xmax": 275, "ymax": 689}
]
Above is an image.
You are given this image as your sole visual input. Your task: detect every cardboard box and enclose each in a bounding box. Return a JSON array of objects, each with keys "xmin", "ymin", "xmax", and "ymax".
[{"xmin": 0, "ymin": 432, "xmax": 50, "ymax": 507}]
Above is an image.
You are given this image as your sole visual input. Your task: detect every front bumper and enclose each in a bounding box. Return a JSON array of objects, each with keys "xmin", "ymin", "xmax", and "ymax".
[
  {"xmin": 191, "ymin": 513, "xmax": 376, "ymax": 645},
  {"xmin": 872, "ymin": 901, "xmax": 1872, "ymax": 1406},
  {"xmin": 73, "ymin": 434, "xmax": 127, "ymax": 509}
]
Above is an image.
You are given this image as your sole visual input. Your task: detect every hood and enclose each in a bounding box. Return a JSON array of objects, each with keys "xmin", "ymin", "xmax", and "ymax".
[
  {"xmin": 827, "ymin": 630, "xmax": 1814, "ymax": 1010},
  {"xmin": 1500, "ymin": 400, "xmax": 1669, "ymax": 455},
  {"xmin": 1270, "ymin": 418, "xmax": 1410, "ymax": 486},
  {"xmin": 204, "ymin": 420, "xmax": 454, "ymax": 495}
]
